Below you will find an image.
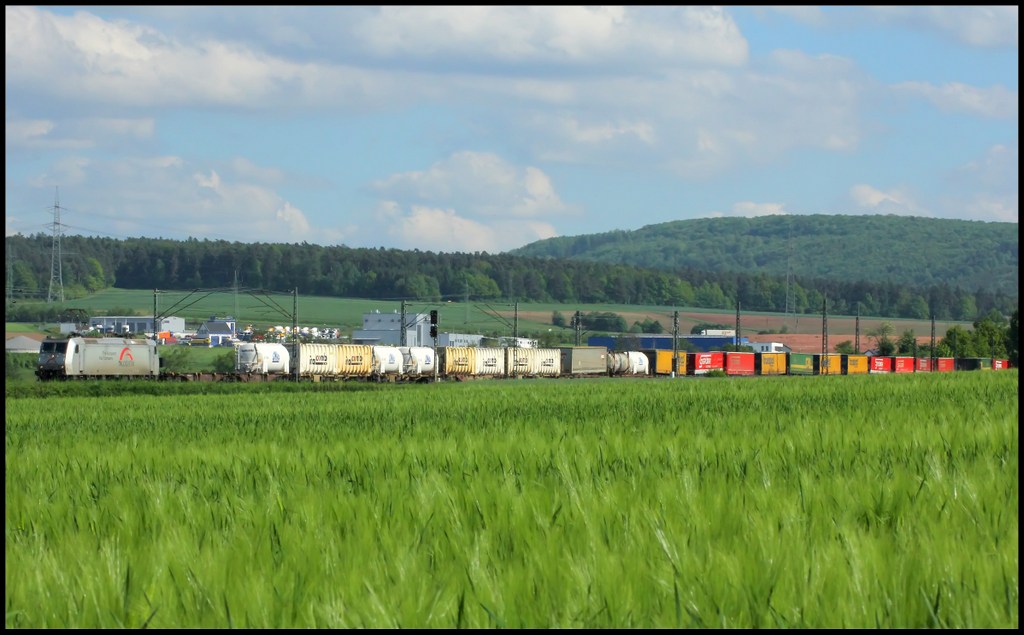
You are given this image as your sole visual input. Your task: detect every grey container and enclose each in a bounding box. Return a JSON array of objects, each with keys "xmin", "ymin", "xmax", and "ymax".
[{"xmin": 560, "ymin": 346, "xmax": 608, "ymax": 376}]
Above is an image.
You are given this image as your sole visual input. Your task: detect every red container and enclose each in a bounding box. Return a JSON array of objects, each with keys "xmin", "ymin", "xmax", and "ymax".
[
  {"xmin": 687, "ymin": 351, "xmax": 724, "ymax": 375},
  {"xmin": 992, "ymin": 359, "xmax": 1010, "ymax": 369},
  {"xmin": 935, "ymin": 358, "xmax": 954, "ymax": 372},
  {"xmin": 891, "ymin": 357, "xmax": 914, "ymax": 373},
  {"xmin": 869, "ymin": 356, "xmax": 892, "ymax": 373},
  {"xmin": 915, "ymin": 357, "xmax": 931, "ymax": 372},
  {"xmin": 724, "ymin": 352, "xmax": 755, "ymax": 376}
]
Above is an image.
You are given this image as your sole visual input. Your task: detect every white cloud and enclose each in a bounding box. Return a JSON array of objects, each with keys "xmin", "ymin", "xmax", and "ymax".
[
  {"xmin": 364, "ymin": 152, "xmax": 571, "ymax": 251},
  {"xmin": 849, "ymin": 184, "xmax": 923, "ymax": 216},
  {"xmin": 939, "ymin": 144, "xmax": 1019, "ymax": 222},
  {"xmin": 560, "ymin": 117, "xmax": 656, "ymax": 145},
  {"xmin": 4, "ymin": 6, "xmax": 399, "ymax": 113},
  {"xmin": 892, "ymin": 82, "xmax": 1018, "ymax": 119},
  {"xmin": 706, "ymin": 202, "xmax": 789, "ymax": 218},
  {"xmin": 377, "ymin": 202, "xmax": 557, "ymax": 253},
  {"xmin": 370, "ymin": 151, "xmax": 576, "ymax": 219},
  {"xmin": 353, "ymin": 6, "xmax": 748, "ymax": 67},
  {"xmin": 12, "ymin": 155, "xmax": 321, "ymax": 243},
  {"xmin": 868, "ymin": 6, "xmax": 1018, "ymax": 48},
  {"xmin": 734, "ymin": 202, "xmax": 789, "ymax": 217},
  {"xmin": 770, "ymin": 7, "xmax": 1018, "ymax": 49}
]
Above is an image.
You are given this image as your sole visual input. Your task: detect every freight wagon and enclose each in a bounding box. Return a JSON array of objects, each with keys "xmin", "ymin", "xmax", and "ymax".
[
  {"xmin": 643, "ymin": 350, "xmax": 687, "ymax": 376},
  {"xmin": 235, "ymin": 342, "xmax": 290, "ymax": 374},
  {"xmin": 372, "ymin": 346, "xmax": 404, "ymax": 380},
  {"xmin": 869, "ymin": 356, "xmax": 892, "ymax": 374},
  {"xmin": 935, "ymin": 357, "xmax": 955, "ymax": 372},
  {"xmin": 505, "ymin": 347, "xmax": 561, "ymax": 378},
  {"xmin": 842, "ymin": 354, "xmax": 869, "ymax": 375},
  {"xmin": 755, "ymin": 352, "xmax": 787, "ymax": 375},
  {"xmin": 560, "ymin": 346, "xmax": 608, "ymax": 377},
  {"xmin": 956, "ymin": 358, "xmax": 991, "ymax": 371},
  {"xmin": 813, "ymin": 354, "xmax": 842, "ymax": 375},
  {"xmin": 608, "ymin": 351, "xmax": 650, "ymax": 376},
  {"xmin": 724, "ymin": 352, "xmax": 755, "ymax": 376},
  {"xmin": 908, "ymin": 357, "xmax": 957, "ymax": 372},
  {"xmin": 891, "ymin": 356, "xmax": 915, "ymax": 374},
  {"xmin": 688, "ymin": 351, "xmax": 724, "ymax": 375},
  {"xmin": 439, "ymin": 346, "xmax": 507, "ymax": 377},
  {"xmin": 399, "ymin": 346, "xmax": 436, "ymax": 379},
  {"xmin": 787, "ymin": 353, "xmax": 814, "ymax": 376}
]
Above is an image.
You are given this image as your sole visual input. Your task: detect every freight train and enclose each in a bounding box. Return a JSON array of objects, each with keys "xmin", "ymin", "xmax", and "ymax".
[{"xmin": 34, "ymin": 336, "xmax": 1011, "ymax": 382}]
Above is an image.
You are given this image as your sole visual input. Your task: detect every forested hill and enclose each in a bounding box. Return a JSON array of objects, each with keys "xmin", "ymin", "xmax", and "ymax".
[
  {"xmin": 511, "ymin": 214, "xmax": 1018, "ymax": 298},
  {"xmin": 4, "ymin": 220, "xmax": 1018, "ymax": 323}
]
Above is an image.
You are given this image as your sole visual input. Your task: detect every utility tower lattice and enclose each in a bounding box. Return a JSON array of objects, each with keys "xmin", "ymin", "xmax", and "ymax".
[{"xmin": 47, "ymin": 187, "xmax": 65, "ymax": 303}]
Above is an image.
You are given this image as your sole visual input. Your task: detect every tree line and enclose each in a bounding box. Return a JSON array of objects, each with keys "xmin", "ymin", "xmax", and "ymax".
[{"xmin": 4, "ymin": 233, "xmax": 1017, "ymax": 323}]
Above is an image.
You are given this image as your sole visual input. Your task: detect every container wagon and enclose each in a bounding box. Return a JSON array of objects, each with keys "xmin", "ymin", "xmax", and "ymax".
[
  {"xmin": 687, "ymin": 351, "xmax": 724, "ymax": 375},
  {"xmin": 787, "ymin": 353, "xmax": 814, "ymax": 376},
  {"xmin": 235, "ymin": 342, "xmax": 290, "ymax": 374},
  {"xmin": 608, "ymin": 351, "xmax": 650, "ymax": 376},
  {"xmin": 813, "ymin": 354, "xmax": 842, "ymax": 375},
  {"xmin": 842, "ymin": 354, "xmax": 869, "ymax": 375},
  {"xmin": 724, "ymin": 352, "xmax": 755, "ymax": 376},
  {"xmin": 440, "ymin": 346, "xmax": 506, "ymax": 378},
  {"xmin": 869, "ymin": 356, "xmax": 892, "ymax": 374},
  {"xmin": 642, "ymin": 349, "xmax": 687, "ymax": 376},
  {"xmin": 934, "ymin": 357, "xmax": 955, "ymax": 372},
  {"xmin": 956, "ymin": 358, "xmax": 991, "ymax": 371},
  {"xmin": 399, "ymin": 346, "xmax": 436, "ymax": 379},
  {"xmin": 560, "ymin": 346, "xmax": 608, "ymax": 377},
  {"xmin": 755, "ymin": 352, "xmax": 787, "ymax": 375},
  {"xmin": 890, "ymin": 356, "xmax": 915, "ymax": 373},
  {"xmin": 505, "ymin": 347, "xmax": 561, "ymax": 377},
  {"xmin": 372, "ymin": 346, "xmax": 404, "ymax": 380}
]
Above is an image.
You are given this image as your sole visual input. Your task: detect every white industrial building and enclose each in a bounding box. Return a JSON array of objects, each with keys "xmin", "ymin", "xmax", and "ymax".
[
  {"xmin": 82, "ymin": 315, "xmax": 186, "ymax": 336},
  {"xmin": 438, "ymin": 332, "xmax": 485, "ymax": 347},
  {"xmin": 352, "ymin": 310, "xmax": 432, "ymax": 346},
  {"xmin": 748, "ymin": 341, "xmax": 790, "ymax": 354},
  {"xmin": 351, "ymin": 310, "xmax": 502, "ymax": 348}
]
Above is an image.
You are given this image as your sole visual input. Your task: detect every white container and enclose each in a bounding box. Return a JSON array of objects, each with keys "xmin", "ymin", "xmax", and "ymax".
[
  {"xmin": 473, "ymin": 347, "xmax": 506, "ymax": 376},
  {"xmin": 608, "ymin": 351, "xmax": 650, "ymax": 376},
  {"xmin": 400, "ymin": 346, "xmax": 436, "ymax": 377},
  {"xmin": 505, "ymin": 347, "xmax": 561, "ymax": 377},
  {"xmin": 236, "ymin": 343, "xmax": 290, "ymax": 374},
  {"xmin": 372, "ymin": 346, "xmax": 404, "ymax": 377}
]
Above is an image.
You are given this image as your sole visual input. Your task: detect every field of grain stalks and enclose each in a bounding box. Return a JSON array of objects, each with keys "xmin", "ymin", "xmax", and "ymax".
[{"xmin": 5, "ymin": 372, "xmax": 1018, "ymax": 628}]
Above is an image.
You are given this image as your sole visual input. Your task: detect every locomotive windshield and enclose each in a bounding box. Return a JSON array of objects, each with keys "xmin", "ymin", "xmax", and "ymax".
[{"xmin": 39, "ymin": 341, "xmax": 68, "ymax": 354}]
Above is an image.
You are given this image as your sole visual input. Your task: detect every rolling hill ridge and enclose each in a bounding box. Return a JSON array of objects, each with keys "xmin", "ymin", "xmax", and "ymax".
[{"xmin": 511, "ymin": 214, "xmax": 1018, "ymax": 298}]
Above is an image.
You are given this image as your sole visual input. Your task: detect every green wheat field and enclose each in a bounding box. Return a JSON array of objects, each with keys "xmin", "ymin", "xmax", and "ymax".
[{"xmin": 5, "ymin": 372, "xmax": 1018, "ymax": 628}]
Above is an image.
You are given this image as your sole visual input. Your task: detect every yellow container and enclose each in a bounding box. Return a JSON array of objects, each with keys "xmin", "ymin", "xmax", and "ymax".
[
  {"xmin": 649, "ymin": 350, "xmax": 687, "ymax": 375},
  {"xmin": 842, "ymin": 354, "xmax": 869, "ymax": 375},
  {"xmin": 814, "ymin": 354, "xmax": 842, "ymax": 375},
  {"xmin": 756, "ymin": 352, "xmax": 787, "ymax": 375},
  {"xmin": 442, "ymin": 346, "xmax": 477, "ymax": 376}
]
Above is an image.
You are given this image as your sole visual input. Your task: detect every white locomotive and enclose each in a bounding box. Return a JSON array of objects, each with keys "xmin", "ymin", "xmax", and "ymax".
[{"xmin": 36, "ymin": 336, "xmax": 160, "ymax": 380}]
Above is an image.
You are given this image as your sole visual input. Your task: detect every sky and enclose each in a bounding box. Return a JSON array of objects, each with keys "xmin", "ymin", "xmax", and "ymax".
[{"xmin": 5, "ymin": 6, "xmax": 1019, "ymax": 254}]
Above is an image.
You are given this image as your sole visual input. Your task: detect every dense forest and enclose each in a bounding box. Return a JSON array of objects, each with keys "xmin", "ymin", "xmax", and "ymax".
[
  {"xmin": 4, "ymin": 215, "xmax": 1018, "ymax": 324},
  {"xmin": 511, "ymin": 214, "xmax": 1018, "ymax": 300}
]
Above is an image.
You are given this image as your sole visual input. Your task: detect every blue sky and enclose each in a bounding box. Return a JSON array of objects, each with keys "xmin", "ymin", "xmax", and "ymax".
[{"xmin": 5, "ymin": 6, "xmax": 1018, "ymax": 253}]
